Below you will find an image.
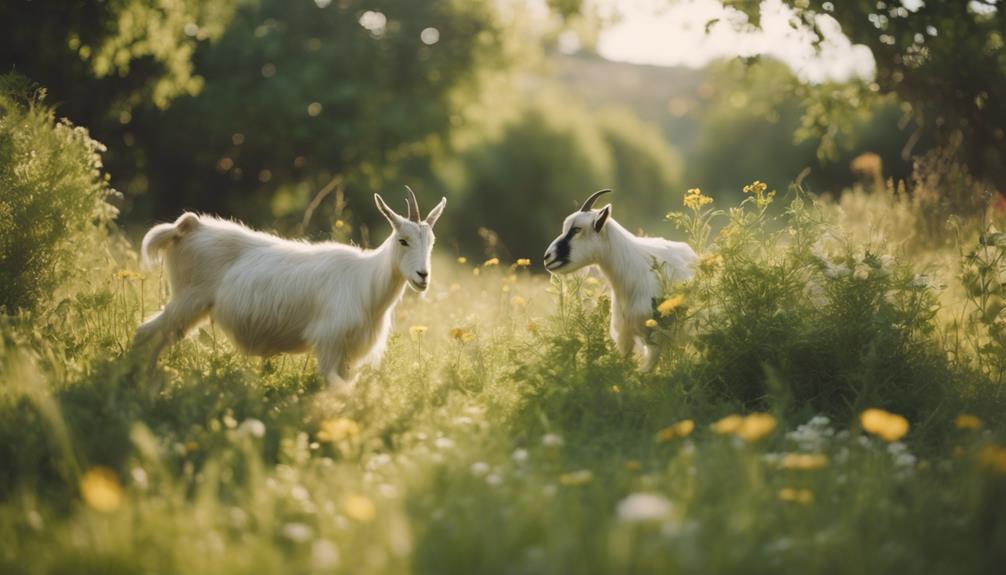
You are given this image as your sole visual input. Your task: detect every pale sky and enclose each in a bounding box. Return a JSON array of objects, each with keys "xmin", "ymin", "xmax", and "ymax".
[{"xmin": 580, "ymin": 0, "xmax": 877, "ymax": 83}]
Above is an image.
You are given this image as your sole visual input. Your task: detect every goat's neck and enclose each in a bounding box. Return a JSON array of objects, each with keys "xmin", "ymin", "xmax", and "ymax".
[
  {"xmin": 594, "ymin": 219, "xmax": 652, "ymax": 304},
  {"xmin": 366, "ymin": 236, "xmax": 408, "ymax": 316}
]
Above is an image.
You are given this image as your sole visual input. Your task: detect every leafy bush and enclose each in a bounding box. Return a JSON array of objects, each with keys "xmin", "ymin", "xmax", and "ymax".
[
  {"xmin": 663, "ymin": 184, "xmax": 956, "ymax": 423},
  {"xmin": 0, "ymin": 74, "xmax": 115, "ymax": 311},
  {"xmin": 452, "ymin": 95, "xmax": 683, "ymax": 259}
]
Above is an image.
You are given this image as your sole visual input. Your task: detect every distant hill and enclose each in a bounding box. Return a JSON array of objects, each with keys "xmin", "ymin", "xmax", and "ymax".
[{"xmin": 549, "ymin": 53, "xmax": 708, "ymax": 153}]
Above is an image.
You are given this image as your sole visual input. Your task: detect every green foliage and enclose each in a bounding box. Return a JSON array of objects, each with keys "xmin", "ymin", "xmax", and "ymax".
[
  {"xmin": 1, "ymin": 180, "xmax": 1006, "ymax": 572},
  {"xmin": 686, "ymin": 59, "xmax": 914, "ymax": 202},
  {"xmin": 137, "ymin": 0, "xmax": 511, "ymax": 225},
  {"xmin": 596, "ymin": 107, "xmax": 683, "ymax": 221},
  {"xmin": 452, "ymin": 94, "xmax": 613, "ymax": 259},
  {"xmin": 724, "ymin": 0, "xmax": 1006, "ymax": 192},
  {"xmin": 452, "ymin": 95, "xmax": 682, "ymax": 259},
  {"xmin": 0, "ymin": 0, "xmax": 240, "ymax": 111},
  {"xmin": 682, "ymin": 186, "xmax": 952, "ymax": 423},
  {"xmin": 0, "ymin": 74, "xmax": 115, "ymax": 311}
]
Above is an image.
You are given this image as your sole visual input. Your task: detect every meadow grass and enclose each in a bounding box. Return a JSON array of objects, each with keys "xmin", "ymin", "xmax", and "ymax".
[{"xmin": 1, "ymin": 188, "xmax": 1006, "ymax": 574}]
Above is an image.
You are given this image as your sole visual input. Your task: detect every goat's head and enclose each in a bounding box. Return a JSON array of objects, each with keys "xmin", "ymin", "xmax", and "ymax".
[
  {"xmin": 375, "ymin": 186, "xmax": 447, "ymax": 292},
  {"xmin": 543, "ymin": 189, "xmax": 613, "ymax": 274}
]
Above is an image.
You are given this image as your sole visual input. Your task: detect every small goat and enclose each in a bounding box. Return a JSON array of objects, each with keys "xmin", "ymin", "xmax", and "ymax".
[
  {"xmin": 543, "ymin": 189, "xmax": 697, "ymax": 371},
  {"xmin": 134, "ymin": 187, "xmax": 446, "ymax": 390}
]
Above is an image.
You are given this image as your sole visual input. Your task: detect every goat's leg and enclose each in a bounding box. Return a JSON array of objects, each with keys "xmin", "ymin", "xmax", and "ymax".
[
  {"xmin": 610, "ymin": 313, "xmax": 634, "ymax": 358},
  {"xmin": 133, "ymin": 292, "xmax": 210, "ymax": 369},
  {"xmin": 317, "ymin": 346, "xmax": 353, "ymax": 394},
  {"xmin": 641, "ymin": 342, "xmax": 660, "ymax": 372}
]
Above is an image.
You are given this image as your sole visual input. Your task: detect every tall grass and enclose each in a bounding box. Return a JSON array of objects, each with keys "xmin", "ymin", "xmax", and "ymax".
[
  {"xmin": 2, "ymin": 99, "xmax": 1006, "ymax": 570},
  {"xmin": 2, "ymin": 183, "xmax": 1006, "ymax": 573}
]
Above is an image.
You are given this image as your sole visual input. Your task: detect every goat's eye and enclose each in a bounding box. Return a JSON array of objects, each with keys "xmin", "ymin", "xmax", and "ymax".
[
  {"xmin": 570, "ymin": 227, "xmax": 581, "ymax": 234},
  {"xmin": 399, "ymin": 239, "xmax": 409, "ymax": 247}
]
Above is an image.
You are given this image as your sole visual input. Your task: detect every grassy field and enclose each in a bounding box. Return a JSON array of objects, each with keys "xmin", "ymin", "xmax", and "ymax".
[{"xmin": 2, "ymin": 186, "xmax": 1006, "ymax": 574}]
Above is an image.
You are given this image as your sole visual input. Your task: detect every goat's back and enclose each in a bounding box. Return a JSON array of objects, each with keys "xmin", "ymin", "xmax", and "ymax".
[{"xmin": 635, "ymin": 236, "xmax": 698, "ymax": 281}]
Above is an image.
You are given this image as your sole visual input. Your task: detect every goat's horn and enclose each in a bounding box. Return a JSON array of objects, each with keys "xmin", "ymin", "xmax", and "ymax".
[
  {"xmin": 580, "ymin": 188, "xmax": 612, "ymax": 212},
  {"xmin": 404, "ymin": 185, "xmax": 420, "ymax": 223}
]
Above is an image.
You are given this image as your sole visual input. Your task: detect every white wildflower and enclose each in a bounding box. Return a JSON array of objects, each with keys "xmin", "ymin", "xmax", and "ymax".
[
  {"xmin": 311, "ymin": 539, "xmax": 339, "ymax": 569},
  {"xmin": 887, "ymin": 442, "xmax": 917, "ymax": 469},
  {"xmin": 281, "ymin": 522, "xmax": 314, "ymax": 543},
  {"xmin": 239, "ymin": 418, "xmax": 266, "ymax": 438},
  {"xmin": 786, "ymin": 415, "xmax": 835, "ymax": 452},
  {"xmin": 470, "ymin": 462, "xmax": 490, "ymax": 477},
  {"xmin": 542, "ymin": 433, "xmax": 564, "ymax": 447},
  {"xmin": 616, "ymin": 493, "xmax": 674, "ymax": 523}
]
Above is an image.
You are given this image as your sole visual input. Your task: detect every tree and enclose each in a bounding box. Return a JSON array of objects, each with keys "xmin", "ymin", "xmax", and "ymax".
[
  {"xmin": 723, "ymin": 0, "xmax": 1006, "ymax": 193},
  {"xmin": 119, "ymin": 0, "xmax": 509, "ymax": 225},
  {"xmin": 0, "ymin": 0, "xmax": 240, "ymax": 116}
]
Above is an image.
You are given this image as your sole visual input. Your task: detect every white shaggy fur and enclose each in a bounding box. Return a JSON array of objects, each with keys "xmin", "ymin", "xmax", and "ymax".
[
  {"xmin": 543, "ymin": 190, "xmax": 697, "ymax": 371},
  {"xmin": 134, "ymin": 192, "xmax": 446, "ymax": 390}
]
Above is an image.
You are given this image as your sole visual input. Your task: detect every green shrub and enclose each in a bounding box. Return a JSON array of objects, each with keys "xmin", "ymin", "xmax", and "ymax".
[
  {"xmin": 0, "ymin": 74, "xmax": 115, "ymax": 312},
  {"xmin": 664, "ymin": 184, "xmax": 956, "ymax": 425}
]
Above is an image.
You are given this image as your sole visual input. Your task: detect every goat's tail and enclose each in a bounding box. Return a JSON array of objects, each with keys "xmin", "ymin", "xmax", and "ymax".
[{"xmin": 141, "ymin": 212, "xmax": 200, "ymax": 267}]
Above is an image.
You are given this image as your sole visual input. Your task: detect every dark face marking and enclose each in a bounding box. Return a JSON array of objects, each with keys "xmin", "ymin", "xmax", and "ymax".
[{"xmin": 553, "ymin": 226, "xmax": 579, "ymax": 268}]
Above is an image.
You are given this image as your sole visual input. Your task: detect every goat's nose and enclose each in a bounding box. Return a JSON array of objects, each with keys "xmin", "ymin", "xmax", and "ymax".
[{"xmin": 417, "ymin": 270, "xmax": 429, "ymax": 279}]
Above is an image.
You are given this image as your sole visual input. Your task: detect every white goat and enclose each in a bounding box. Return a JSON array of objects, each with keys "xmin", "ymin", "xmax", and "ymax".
[
  {"xmin": 543, "ymin": 189, "xmax": 697, "ymax": 371},
  {"xmin": 134, "ymin": 187, "xmax": 446, "ymax": 390}
]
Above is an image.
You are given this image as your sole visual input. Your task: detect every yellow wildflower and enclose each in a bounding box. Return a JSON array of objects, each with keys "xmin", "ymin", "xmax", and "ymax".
[
  {"xmin": 699, "ymin": 253, "xmax": 722, "ymax": 271},
  {"xmin": 978, "ymin": 445, "xmax": 1006, "ymax": 474},
  {"xmin": 777, "ymin": 488, "xmax": 813, "ymax": 505},
  {"xmin": 860, "ymin": 408, "xmax": 909, "ymax": 442},
  {"xmin": 516, "ymin": 258, "xmax": 531, "ymax": 267},
  {"xmin": 742, "ymin": 180, "xmax": 775, "ymax": 208},
  {"xmin": 558, "ymin": 469, "xmax": 593, "ymax": 486},
  {"xmin": 483, "ymin": 257, "xmax": 500, "ymax": 267},
  {"xmin": 657, "ymin": 295, "xmax": 685, "ymax": 317},
  {"xmin": 114, "ymin": 270, "xmax": 144, "ymax": 281},
  {"xmin": 512, "ymin": 296, "xmax": 527, "ymax": 307},
  {"xmin": 683, "ymin": 188, "xmax": 713, "ymax": 210},
  {"xmin": 80, "ymin": 467, "xmax": 123, "ymax": 513},
  {"xmin": 657, "ymin": 419, "xmax": 695, "ymax": 443},
  {"xmin": 527, "ymin": 320, "xmax": 540, "ymax": 334},
  {"xmin": 711, "ymin": 413, "xmax": 776, "ymax": 441},
  {"xmin": 457, "ymin": 256, "xmax": 467, "ymax": 264},
  {"xmin": 712, "ymin": 414, "xmax": 744, "ymax": 435},
  {"xmin": 611, "ymin": 385, "xmax": 621, "ymax": 393},
  {"xmin": 743, "ymin": 180, "xmax": 768, "ymax": 195},
  {"xmin": 736, "ymin": 413, "xmax": 777, "ymax": 442},
  {"xmin": 954, "ymin": 414, "xmax": 983, "ymax": 430},
  {"xmin": 779, "ymin": 453, "xmax": 829, "ymax": 471},
  {"xmin": 450, "ymin": 327, "xmax": 475, "ymax": 343},
  {"xmin": 335, "ymin": 219, "xmax": 345, "ymax": 229},
  {"xmin": 645, "ymin": 318, "xmax": 658, "ymax": 328},
  {"xmin": 318, "ymin": 418, "xmax": 360, "ymax": 443},
  {"xmin": 409, "ymin": 325, "xmax": 428, "ymax": 340},
  {"xmin": 343, "ymin": 494, "xmax": 376, "ymax": 522}
]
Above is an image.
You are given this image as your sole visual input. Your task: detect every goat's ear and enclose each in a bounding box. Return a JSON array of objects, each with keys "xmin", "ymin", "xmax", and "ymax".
[
  {"xmin": 425, "ymin": 196, "xmax": 447, "ymax": 227},
  {"xmin": 594, "ymin": 204, "xmax": 611, "ymax": 232},
  {"xmin": 374, "ymin": 194, "xmax": 403, "ymax": 229}
]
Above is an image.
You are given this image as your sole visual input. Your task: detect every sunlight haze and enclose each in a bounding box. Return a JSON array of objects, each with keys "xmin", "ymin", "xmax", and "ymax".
[{"xmin": 594, "ymin": 0, "xmax": 876, "ymax": 82}]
